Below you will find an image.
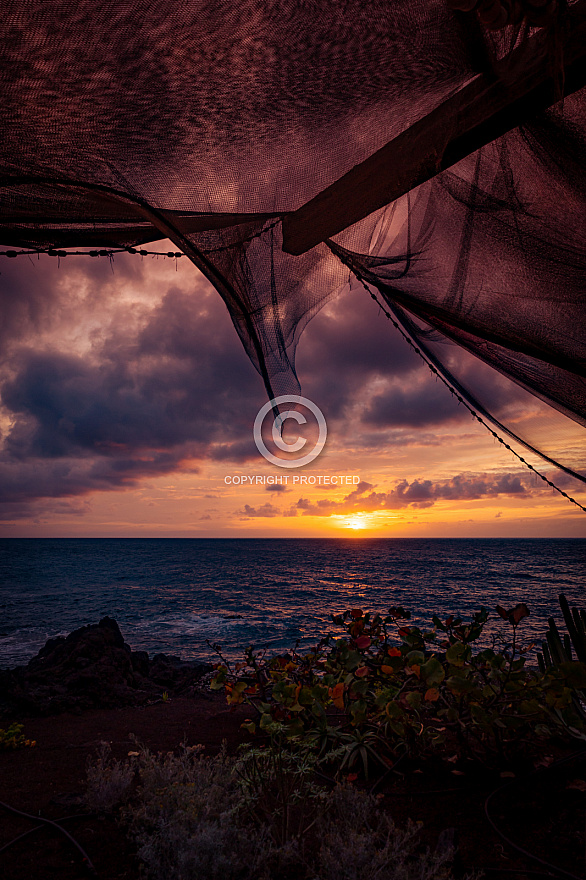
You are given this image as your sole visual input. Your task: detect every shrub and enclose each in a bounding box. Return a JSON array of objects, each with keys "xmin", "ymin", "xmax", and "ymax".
[
  {"xmin": 85, "ymin": 741, "xmax": 134, "ymax": 812},
  {"xmin": 211, "ymin": 604, "xmax": 586, "ymax": 771},
  {"xmin": 86, "ymin": 739, "xmax": 469, "ymax": 880},
  {"xmin": 317, "ymin": 785, "xmax": 454, "ymax": 880},
  {"xmin": 120, "ymin": 742, "xmax": 273, "ymax": 880},
  {"xmin": 0, "ymin": 722, "xmax": 36, "ymax": 750}
]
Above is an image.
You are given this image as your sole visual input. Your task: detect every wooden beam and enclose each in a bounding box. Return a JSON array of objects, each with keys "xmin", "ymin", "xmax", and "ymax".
[
  {"xmin": 0, "ymin": 208, "xmax": 280, "ymax": 248},
  {"xmin": 282, "ymin": 3, "xmax": 586, "ymax": 255}
]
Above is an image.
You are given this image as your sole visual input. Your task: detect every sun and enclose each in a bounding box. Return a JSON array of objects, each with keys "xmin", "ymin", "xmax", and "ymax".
[{"xmin": 344, "ymin": 515, "xmax": 368, "ymax": 530}]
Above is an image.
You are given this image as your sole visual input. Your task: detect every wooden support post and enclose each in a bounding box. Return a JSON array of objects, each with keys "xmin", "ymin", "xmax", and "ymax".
[{"xmin": 282, "ymin": 3, "xmax": 586, "ymax": 256}]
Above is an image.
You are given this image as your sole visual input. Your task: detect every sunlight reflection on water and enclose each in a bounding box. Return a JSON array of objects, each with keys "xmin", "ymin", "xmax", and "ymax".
[{"xmin": 0, "ymin": 538, "xmax": 584, "ymax": 667}]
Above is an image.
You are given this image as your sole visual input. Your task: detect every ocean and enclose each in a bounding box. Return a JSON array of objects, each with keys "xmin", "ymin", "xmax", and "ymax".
[{"xmin": 0, "ymin": 538, "xmax": 584, "ymax": 669}]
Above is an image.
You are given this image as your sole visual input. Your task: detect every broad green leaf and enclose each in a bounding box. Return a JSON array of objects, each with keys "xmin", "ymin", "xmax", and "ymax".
[
  {"xmin": 259, "ymin": 712, "xmax": 274, "ymax": 730},
  {"xmin": 446, "ymin": 676, "xmax": 474, "ymax": 694},
  {"xmin": 420, "ymin": 657, "xmax": 445, "ymax": 685},
  {"xmin": 385, "ymin": 701, "xmax": 403, "ymax": 719},
  {"xmin": 446, "ymin": 643, "xmax": 467, "ymax": 666},
  {"xmin": 406, "ymin": 650, "xmax": 425, "ymax": 666},
  {"xmin": 405, "ymin": 691, "xmax": 422, "ymax": 710}
]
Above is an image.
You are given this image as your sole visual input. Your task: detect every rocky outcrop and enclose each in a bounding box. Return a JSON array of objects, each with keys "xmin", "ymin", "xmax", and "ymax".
[{"xmin": 0, "ymin": 617, "xmax": 212, "ymax": 715}]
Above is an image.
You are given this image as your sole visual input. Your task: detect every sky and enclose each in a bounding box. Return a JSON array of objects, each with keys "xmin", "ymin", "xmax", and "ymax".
[{"xmin": 0, "ymin": 243, "xmax": 585, "ymax": 538}]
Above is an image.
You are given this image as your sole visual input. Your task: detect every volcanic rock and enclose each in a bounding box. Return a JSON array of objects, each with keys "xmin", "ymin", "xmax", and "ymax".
[{"xmin": 0, "ymin": 617, "xmax": 212, "ymax": 716}]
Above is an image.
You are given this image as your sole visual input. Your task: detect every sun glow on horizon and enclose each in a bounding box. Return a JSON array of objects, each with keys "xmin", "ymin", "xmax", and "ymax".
[{"xmin": 343, "ymin": 515, "xmax": 369, "ymax": 530}]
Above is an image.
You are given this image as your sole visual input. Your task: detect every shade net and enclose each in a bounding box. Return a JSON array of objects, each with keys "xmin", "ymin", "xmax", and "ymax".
[{"xmin": 0, "ymin": 0, "xmax": 585, "ymax": 485}]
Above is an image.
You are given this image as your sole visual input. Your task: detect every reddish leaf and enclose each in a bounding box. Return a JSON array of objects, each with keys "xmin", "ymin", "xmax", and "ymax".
[
  {"xmin": 388, "ymin": 647, "xmax": 401, "ymax": 657},
  {"xmin": 496, "ymin": 603, "xmax": 530, "ymax": 625},
  {"xmin": 351, "ymin": 608, "xmax": 363, "ymax": 619},
  {"xmin": 355, "ymin": 665, "xmax": 369, "ymax": 677},
  {"xmin": 381, "ymin": 665, "xmax": 393, "ymax": 675},
  {"xmin": 389, "ymin": 606, "xmax": 410, "ymax": 620},
  {"xmin": 511, "ymin": 603, "xmax": 530, "ymax": 625},
  {"xmin": 355, "ymin": 635, "xmax": 371, "ymax": 650},
  {"xmin": 329, "ymin": 682, "xmax": 345, "ymax": 709},
  {"xmin": 424, "ymin": 687, "xmax": 440, "ymax": 702}
]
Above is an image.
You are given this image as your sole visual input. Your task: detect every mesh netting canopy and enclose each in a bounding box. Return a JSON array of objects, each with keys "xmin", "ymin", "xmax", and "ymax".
[{"xmin": 1, "ymin": 0, "xmax": 585, "ymax": 484}]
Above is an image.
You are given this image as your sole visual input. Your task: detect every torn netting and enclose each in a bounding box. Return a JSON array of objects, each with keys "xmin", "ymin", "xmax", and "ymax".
[
  {"xmin": 0, "ymin": 0, "xmax": 584, "ymax": 481},
  {"xmin": 326, "ymin": 96, "xmax": 586, "ymax": 482}
]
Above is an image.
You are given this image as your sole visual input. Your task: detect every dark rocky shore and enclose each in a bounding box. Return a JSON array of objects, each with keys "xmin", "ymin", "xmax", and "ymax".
[{"xmin": 0, "ymin": 617, "xmax": 212, "ymax": 716}]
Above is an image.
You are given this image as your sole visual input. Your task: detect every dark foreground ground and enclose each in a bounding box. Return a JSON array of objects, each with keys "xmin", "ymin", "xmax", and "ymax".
[{"xmin": 0, "ymin": 694, "xmax": 584, "ymax": 880}]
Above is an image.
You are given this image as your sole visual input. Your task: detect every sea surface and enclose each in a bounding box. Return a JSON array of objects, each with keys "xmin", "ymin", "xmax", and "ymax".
[{"xmin": 0, "ymin": 538, "xmax": 584, "ymax": 669}]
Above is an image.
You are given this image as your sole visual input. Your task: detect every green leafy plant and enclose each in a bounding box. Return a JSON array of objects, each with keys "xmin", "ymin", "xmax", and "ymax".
[
  {"xmin": 85, "ymin": 741, "xmax": 134, "ymax": 812},
  {"xmin": 538, "ymin": 594, "xmax": 586, "ymax": 668},
  {"xmin": 211, "ymin": 602, "xmax": 586, "ymax": 772},
  {"xmin": 0, "ymin": 722, "xmax": 36, "ymax": 750},
  {"xmin": 537, "ymin": 593, "xmax": 586, "ymax": 727},
  {"xmin": 234, "ymin": 731, "xmax": 336, "ymax": 852},
  {"xmin": 316, "ymin": 784, "xmax": 458, "ymax": 880},
  {"xmin": 86, "ymin": 738, "xmax": 469, "ymax": 880}
]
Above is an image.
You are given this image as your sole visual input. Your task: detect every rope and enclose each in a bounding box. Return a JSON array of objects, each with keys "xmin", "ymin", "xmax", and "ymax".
[
  {"xmin": 0, "ymin": 217, "xmax": 284, "ymax": 260},
  {"xmin": 2, "ymin": 223, "xmax": 584, "ymax": 514},
  {"xmin": 0, "ymin": 246, "xmax": 184, "ymax": 258},
  {"xmin": 0, "ymin": 812, "xmax": 97, "ymax": 857},
  {"xmin": 0, "ymin": 799, "xmax": 99, "ymax": 876},
  {"xmin": 350, "ymin": 271, "xmax": 586, "ymax": 514},
  {"xmin": 483, "ymin": 748, "xmax": 586, "ymax": 880}
]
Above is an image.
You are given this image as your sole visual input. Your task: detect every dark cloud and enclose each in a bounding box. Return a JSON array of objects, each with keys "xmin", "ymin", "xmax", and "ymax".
[
  {"xmin": 354, "ymin": 430, "xmax": 447, "ymax": 449},
  {"xmin": 362, "ymin": 383, "xmax": 464, "ymax": 428},
  {"xmin": 265, "ymin": 482, "xmax": 288, "ymax": 493},
  {"xmin": 0, "ymin": 267, "xmax": 267, "ymax": 513},
  {"xmin": 297, "ymin": 285, "xmax": 531, "ymax": 435},
  {"xmin": 0, "ymin": 250, "xmax": 568, "ymax": 524},
  {"xmin": 238, "ymin": 502, "xmax": 280, "ymax": 518},
  {"xmin": 286, "ymin": 472, "xmax": 531, "ymax": 517},
  {"xmin": 297, "ymin": 287, "xmax": 422, "ymax": 419}
]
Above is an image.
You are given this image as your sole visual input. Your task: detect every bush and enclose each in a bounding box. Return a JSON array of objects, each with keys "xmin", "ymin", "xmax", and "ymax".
[
  {"xmin": 211, "ymin": 604, "xmax": 586, "ymax": 771},
  {"xmin": 85, "ymin": 741, "xmax": 134, "ymax": 812},
  {"xmin": 0, "ymin": 722, "xmax": 36, "ymax": 750},
  {"xmin": 317, "ymin": 785, "xmax": 453, "ymax": 880},
  {"xmin": 86, "ymin": 739, "xmax": 469, "ymax": 880}
]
